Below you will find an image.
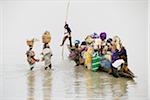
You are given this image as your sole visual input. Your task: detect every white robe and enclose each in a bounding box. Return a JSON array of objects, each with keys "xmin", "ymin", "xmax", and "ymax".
[{"xmin": 42, "ymin": 48, "xmax": 52, "ymax": 67}]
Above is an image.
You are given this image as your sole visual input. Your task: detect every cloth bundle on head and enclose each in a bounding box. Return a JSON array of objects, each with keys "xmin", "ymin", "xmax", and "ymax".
[
  {"xmin": 85, "ymin": 35, "xmax": 94, "ymax": 44},
  {"xmin": 91, "ymin": 32, "xmax": 99, "ymax": 39},
  {"xmin": 100, "ymin": 32, "xmax": 107, "ymax": 41},
  {"xmin": 113, "ymin": 36, "xmax": 121, "ymax": 43},
  {"xmin": 113, "ymin": 36, "xmax": 122, "ymax": 51},
  {"xmin": 42, "ymin": 31, "xmax": 51, "ymax": 44},
  {"xmin": 74, "ymin": 40, "xmax": 80, "ymax": 44},
  {"xmin": 26, "ymin": 39, "xmax": 34, "ymax": 47}
]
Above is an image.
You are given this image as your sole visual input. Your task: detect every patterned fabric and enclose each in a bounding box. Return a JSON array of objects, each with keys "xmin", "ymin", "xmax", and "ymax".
[
  {"xmin": 92, "ymin": 52, "xmax": 101, "ymax": 72},
  {"xmin": 26, "ymin": 50, "xmax": 35, "ymax": 57},
  {"xmin": 118, "ymin": 47, "xmax": 128, "ymax": 64},
  {"xmin": 111, "ymin": 47, "xmax": 128, "ymax": 64},
  {"xmin": 26, "ymin": 50, "xmax": 36, "ymax": 65},
  {"xmin": 111, "ymin": 49, "xmax": 119, "ymax": 63},
  {"xmin": 42, "ymin": 48, "xmax": 52, "ymax": 67}
]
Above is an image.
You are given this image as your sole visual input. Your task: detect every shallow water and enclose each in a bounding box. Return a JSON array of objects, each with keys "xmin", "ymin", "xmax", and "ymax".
[{"xmin": 0, "ymin": 59, "xmax": 148, "ymax": 100}]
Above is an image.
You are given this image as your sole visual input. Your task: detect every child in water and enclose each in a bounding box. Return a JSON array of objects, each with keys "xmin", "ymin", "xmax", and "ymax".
[{"xmin": 26, "ymin": 39, "xmax": 39, "ymax": 70}]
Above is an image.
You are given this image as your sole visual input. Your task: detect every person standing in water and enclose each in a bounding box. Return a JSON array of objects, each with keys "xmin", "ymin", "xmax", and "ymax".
[
  {"xmin": 41, "ymin": 43, "xmax": 52, "ymax": 70},
  {"xmin": 26, "ymin": 39, "xmax": 39, "ymax": 70},
  {"xmin": 60, "ymin": 22, "xmax": 72, "ymax": 47},
  {"xmin": 42, "ymin": 31, "xmax": 52, "ymax": 70}
]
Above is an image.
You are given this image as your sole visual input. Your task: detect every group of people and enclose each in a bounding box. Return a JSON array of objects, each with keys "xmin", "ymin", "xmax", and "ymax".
[
  {"xmin": 26, "ymin": 31, "xmax": 52, "ymax": 70},
  {"xmin": 69, "ymin": 32, "xmax": 135, "ymax": 78},
  {"xmin": 26, "ymin": 22, "xmax": 71, "ymax": 71},
  {"xmin": 25, "ymin": 22, "xmax": 134, "ymax": 78}
]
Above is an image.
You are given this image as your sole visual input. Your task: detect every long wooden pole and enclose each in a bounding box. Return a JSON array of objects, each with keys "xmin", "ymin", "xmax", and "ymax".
[{"xmin": 62, "ymin": 0, "xmax": 71, "ymax": 59}]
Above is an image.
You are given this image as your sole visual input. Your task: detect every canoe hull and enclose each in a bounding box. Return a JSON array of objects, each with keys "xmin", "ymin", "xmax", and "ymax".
[{"xmin": 67, "ymin": 45, "xmax": 135, "ymax": 79}]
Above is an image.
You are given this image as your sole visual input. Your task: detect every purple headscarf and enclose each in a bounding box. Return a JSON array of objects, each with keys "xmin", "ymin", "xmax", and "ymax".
[{"xmin": 100, "ymin": 32, "xmax": 107, "ymax": 40}]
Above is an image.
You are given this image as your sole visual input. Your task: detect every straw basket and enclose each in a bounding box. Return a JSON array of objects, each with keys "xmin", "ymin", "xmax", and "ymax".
[
  {"xmin": 26, "ymin": 39, "xmax": 34, "ymax": 47},
  {"xmin": 42, "ymin": 31, "xmax": 51, "ymax": 44}
]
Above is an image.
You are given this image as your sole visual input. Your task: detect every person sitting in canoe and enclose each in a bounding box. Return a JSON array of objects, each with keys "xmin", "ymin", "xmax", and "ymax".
[
  {"xmin": 79, "ymin": 41, "xmax": 88, "ymax": 65},
  {"xmin": 112, "ymin": 36, "xmax": 128, "ymax": 66},
  {"xmin": 68, "ymin": 40, "xmax": 81, "ymax": 66},
  {"xmin": 73, "ymin": 40, "xmax": 81, "ymax": 66},
  {"xmin": 84, "ymin": 46, "xmax": 94, "ymax": 70},
  {"xmin": 113, "ymin": 36, "xmax": 134, "ymax": 77},
  {"xmin": 110, "ymin": 36, "xmax": 134, "ymax": 78},
  {"xmin": 26, "ymin": 39, "xmax": 39, "ymax": 70},
  {"xmin": 99, "ymin": 45, "xmax": 112, "ymax": 73},
  {"xmin": 99, "ymin": 32, "xmax": 107, "ymax": 55},
  {"xmin": 60, "ymin": 22, "xmax": 72, "ymax": 47}
]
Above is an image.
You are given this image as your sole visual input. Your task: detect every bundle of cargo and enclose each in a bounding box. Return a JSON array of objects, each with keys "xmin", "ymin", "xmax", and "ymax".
[
  {"xmin": 26, "ymin": 39, "xmax": 34, "ymax": 47},
  {"xmin": 85, "ymin": 35, "xmax": 94, "ymax": 45},
  {"xmin": 42, "ymin": 31, "xmax": 51, "ymax": 44}
]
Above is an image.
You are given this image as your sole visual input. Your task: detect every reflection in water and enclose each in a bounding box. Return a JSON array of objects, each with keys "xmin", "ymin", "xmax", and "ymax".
[
  {"xmin": 110, "ymin": 78, "xmax": 128, "ymax": 100},
  {"xmin": 74, "ymin": 66, "xmax": 81, "ymax": 98},
  {"xmin": 82, "ymin": 66, "xmax": 135, "ymax": 99},
  {"xmin": 27, "ymin": 71, "xmax": 35, "ymax": 100},
  {"xmin": 110, "ymin": 78, "xmax": 135, "ymax": 100},
  {"xmin": 84, "ymin": 70, "xmax": 105, "ymax": 99},
  {"xmin": 25, "ymin": 61, "xmax": 136, "ymax": 100},
  {"xmin": 42, "ymin": 70, "xmax": 52, "ymax": 100},
  {"xmin": 84, "ymin": 70, "xmax": 94, "ymax": 98}
]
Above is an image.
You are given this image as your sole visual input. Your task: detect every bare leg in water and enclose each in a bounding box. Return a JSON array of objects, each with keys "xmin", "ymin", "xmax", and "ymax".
[
  {"xmin": 69, "ymin": 36, "xmax": 72, "ymax": 47},
  {"xmin": 60, "ymin": 35, "xmax": 68, "ymax": 46}
]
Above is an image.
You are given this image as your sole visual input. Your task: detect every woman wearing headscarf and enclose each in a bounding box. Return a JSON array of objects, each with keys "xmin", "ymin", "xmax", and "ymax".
[{"xmin": 26, "ymin": 39, "xmax": 39, "ymax": 70}]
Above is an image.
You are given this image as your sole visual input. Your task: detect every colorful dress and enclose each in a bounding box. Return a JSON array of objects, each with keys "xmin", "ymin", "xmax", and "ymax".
[
  {"xmin": 84, "ymin": 47, "xmax": 93, "ymax": 69},
  {"xmin": 26, "ymin": 50, "xmax": 36, "ymax": 66}
]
